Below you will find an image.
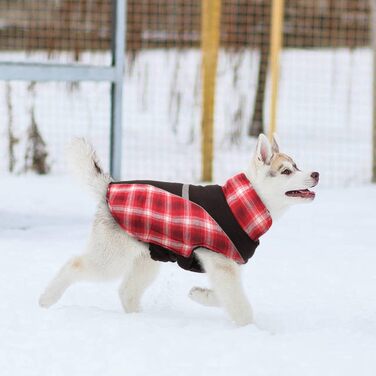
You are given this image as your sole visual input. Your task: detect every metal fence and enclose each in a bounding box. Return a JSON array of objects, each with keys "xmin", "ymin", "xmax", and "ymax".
[
  {"xmin": 0, "ymin": 0, "xmax": 124, "ymax": 178},
  {"xmin": 0, "ymin": 0, "xmax": 374, "ymax": 187}
]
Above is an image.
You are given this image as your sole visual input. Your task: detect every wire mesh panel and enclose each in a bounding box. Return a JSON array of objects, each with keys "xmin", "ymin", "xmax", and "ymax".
[
  {"xmin": 213, "ymin": 1, "xmax": 272, "ymax": 183},
  {"xmin": 122, "ymin": 0, "xmax": 373, "ymax": 186},
  {"xmin": 214, "ymin": 0, "xmax": 372, "ymax": 186},
  {"xmin": 0, "ymin": 0, "xmax": 112, "ymax": 65},
  {"xmin": 0, "ymin": 0, "xmax": 116, "ymax": 175},
  {"xmin": 121, "ymin": 1, "xmax": 202, "ymax": 182},
  {"xmin": 0, "ymin": 81, "xmax": 111, "ymax": 174},
  {"xmin": 276, "ymin": 0, "xmax": 372, "ymax": 186},
  {"xmin": 0, "ymin": 0, "xmax": 373, "ymax": 187}
]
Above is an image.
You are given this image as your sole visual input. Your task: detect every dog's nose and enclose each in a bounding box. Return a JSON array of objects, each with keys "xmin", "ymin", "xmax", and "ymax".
[{"xmin": 311, "ymin": 172, "xmax": 319, "ymax": 181}]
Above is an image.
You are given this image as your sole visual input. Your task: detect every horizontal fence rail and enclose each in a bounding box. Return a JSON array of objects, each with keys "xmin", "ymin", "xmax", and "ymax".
[
  {"xmin": 0, "ymin": 63, "xmax": 117, "ymax": 82},
  {"xmin": 0, "ymin": 0, "xmax": 125, "ymax": 179}
]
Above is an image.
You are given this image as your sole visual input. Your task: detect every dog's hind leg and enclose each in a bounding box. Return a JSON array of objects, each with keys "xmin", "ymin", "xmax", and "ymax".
[
  {"xmin": 39, "ymin": 213, "xmax": 145, "ymax": 309},
  {"xmin": 195, "ymin": 248, "xmax": 253, "ymax": 326},
  {"xmin": 188, "ymin": 287, "xmax": 220, "ymax": 307},
  {"xmin": 119, "ymin": 253, "xmax": 159, "ymax": 313},
  {"xmin": 39, "ymin": 254, "xmax": 97, "ymax": 308}
]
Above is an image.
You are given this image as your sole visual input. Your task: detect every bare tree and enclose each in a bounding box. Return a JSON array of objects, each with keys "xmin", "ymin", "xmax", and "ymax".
[
  {"xmin": 371, "ymin": 0, "xmax": 376, "ymax": 182},
  {"xmin": 248, "ymin": 43, "xmax": 269, "ymax": 136},
  {"xmin": 6, "ymin": 83, "xmax": 18, "ymax": 173},
  {"xmin": 248, "ymin": 3, "xmax": 271, "ymax": 137},
  {"xmin": 24, "ymin": 83, "xmax": 50, "ymax": 175}
]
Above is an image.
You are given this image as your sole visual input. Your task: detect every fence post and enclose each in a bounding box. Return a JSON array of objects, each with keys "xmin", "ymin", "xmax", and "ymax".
[
  {"xmin": 201, "ymin": 0, "xmax": 221, "ymax": 182},
  {"xmin": 268, "ymin": 0, "xmax": 285, "ymax": 140},
  {"xmin": 110, "ymin": 0, "xmax": 126, "ymax": 180},
  {"xmin": 371, "ymin": 0, "xmax": 376, "ymax": 183}
]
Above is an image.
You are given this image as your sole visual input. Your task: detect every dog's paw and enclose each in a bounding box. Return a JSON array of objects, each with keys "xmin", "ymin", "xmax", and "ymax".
[
  {"xmin": 38, "ymin": 291, "xmax": 59, "ymax": 308},
  {"xmin": 233, "ymin": 314, "xmax": 253, "ymax": 327},
  {"xmin": 120, "ymin": 297, "xmax": 141, "ymax": 314},
  {"xmin": 188, "ymin": 287, "xmax": 220, "ymax": 307},
  {"xmin": 230, "ymin": 305, "xmax": 254, "ymax": 327}
]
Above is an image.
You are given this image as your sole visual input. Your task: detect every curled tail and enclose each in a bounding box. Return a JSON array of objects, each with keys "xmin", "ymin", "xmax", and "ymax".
[{"xmin": 66, "ymin": 138, "xmax": 112, "ymax": 200}]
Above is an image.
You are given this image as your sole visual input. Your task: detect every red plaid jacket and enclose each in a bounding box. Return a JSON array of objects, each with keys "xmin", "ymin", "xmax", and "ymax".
[{"xmin": 107, "ymin": 173, "xmax": 272, "ymax": 272}]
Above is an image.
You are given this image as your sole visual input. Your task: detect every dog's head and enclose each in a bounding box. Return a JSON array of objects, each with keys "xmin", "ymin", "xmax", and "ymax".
[{"xmin": 247, "ymin": 134, "xmax": 319, "ymax": 217}]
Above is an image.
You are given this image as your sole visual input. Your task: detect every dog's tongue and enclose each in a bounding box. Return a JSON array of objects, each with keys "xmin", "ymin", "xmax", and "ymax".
[{"xmin": 286, "ymin": 189, "xmax": 315, "ymax": 199}]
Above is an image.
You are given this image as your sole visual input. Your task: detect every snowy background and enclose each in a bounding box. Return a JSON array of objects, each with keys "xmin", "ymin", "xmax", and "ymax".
[
  {"xmin": 1, "ymin": 176, "xmax": 375, "ymax": 376},
  {"xmin": 0, "ymin": 48, "xmax": 372, "ymax": 186},
  {"xmin": 0, "ymin": 45, "xmax": 375, "ymax": 375}
]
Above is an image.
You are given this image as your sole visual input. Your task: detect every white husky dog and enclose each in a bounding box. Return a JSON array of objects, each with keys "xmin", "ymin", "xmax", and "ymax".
[{"xmin": 39, "ymin": 134, "xmax": 319, "ymax": 326}]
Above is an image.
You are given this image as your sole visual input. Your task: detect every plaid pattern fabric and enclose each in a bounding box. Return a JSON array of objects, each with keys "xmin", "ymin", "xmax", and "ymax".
[
  {"xmin": 106, "ymin": 173, "xmax": 272, "ymax": 264},
  {"xmin": 107, "ymin": 183, "xmax": 244, "ymax": 263},
  {"xmin": 222, "ymin": 173, "xmax": 272, "ymax": 240}
]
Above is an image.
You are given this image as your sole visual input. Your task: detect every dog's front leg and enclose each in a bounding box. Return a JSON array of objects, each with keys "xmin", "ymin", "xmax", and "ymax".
[
  {"xmin": 195, "ymin": 248, "xmax": 253, "ymax": 326},
  {"xmin": 119, "ymin": 253, "xmax": 159, "ymax": 313}
]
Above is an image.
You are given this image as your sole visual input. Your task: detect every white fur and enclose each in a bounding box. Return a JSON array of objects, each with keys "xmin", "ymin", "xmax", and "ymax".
[
  {"xmin": 246, "ymin": 134, "xmax": 318, "ymax": 220},
  {"xmin": 39, "ymin": 135, "xmax": 318, "ymax": 326}
]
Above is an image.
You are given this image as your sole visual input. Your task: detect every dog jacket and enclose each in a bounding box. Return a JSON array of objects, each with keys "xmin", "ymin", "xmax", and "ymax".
[{"xmin": 106, "ymin": 173, "xmax": 272, "ymax": 272}]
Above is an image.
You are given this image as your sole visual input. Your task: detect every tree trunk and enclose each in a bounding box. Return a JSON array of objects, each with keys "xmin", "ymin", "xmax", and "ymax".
[
  {"xmin": 248, "ymin": 42, "xmax": 269, "ymax": 136},
  {"xmin": 126, "ymin": 0, "xmax": 143, "ymax": 66},
  {"xmin": 24, "ymin": 83, "xmax": 50, "ymax": 175},
  {"xmin": 371, "ymin": 0, "xmax": 376, "ymax": 182},
  {"xmin": 248, "ymin": 4, "xmax": 271, "ymax": 137},
  {"xmin": 24, "ymin": 111, "xmax": 50, "ymax": 175},
  {"xmin": 6, "ymin": 83, "xmax": 18, "ymax": 173}
]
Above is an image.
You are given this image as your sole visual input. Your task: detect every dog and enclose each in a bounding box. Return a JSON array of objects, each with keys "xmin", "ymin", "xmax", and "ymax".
[{"xmin": 39, "ymin": 134, "xmax": 319, "ymax": 326}]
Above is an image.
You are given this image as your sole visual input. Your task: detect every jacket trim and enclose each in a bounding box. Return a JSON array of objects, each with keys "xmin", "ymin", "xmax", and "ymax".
[{"xmin": 222, "ymin": 173, "xmax": 272, "ymax": 240}]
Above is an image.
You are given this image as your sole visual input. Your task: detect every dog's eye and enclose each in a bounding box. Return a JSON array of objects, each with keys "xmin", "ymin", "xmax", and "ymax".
[{"xmin": 281, "ymin": 169, "xmax": 292, "ymax": 175}]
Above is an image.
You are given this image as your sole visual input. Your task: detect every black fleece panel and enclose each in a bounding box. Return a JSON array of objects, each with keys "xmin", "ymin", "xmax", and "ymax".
[
  {"xmin": 188, "ymin": 184, "xmax": 259, "ymax": 263},
  {"xmin": 112, "ymin": 180, "xmax": 259, "ymax": 273}
]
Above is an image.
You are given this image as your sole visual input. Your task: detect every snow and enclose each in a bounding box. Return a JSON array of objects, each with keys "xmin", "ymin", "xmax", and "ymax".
[
  {"xmin": 0, "ymin": 48, "xmax": 373, "ymax": 186},
  {"xmin": 1, "ymin": 175, "xmax": 375, "ymax": 376},
  {"xmin": 0, "ymin": 45, "xmax": 375, "ymax": 374}
]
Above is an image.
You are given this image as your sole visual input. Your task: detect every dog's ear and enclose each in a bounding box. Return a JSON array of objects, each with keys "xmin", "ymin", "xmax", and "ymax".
[
  {"xmin": 255, "ymin": 134, "xmax": 273, "ymax": 165},
  {"xmin": 271, "ymin": 133, "xmax": 280, "ymax": 154}
]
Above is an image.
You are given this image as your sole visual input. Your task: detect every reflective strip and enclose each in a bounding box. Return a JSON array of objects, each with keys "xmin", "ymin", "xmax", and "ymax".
[{"xmin": 182, "ymin": 184, "xmax": 190, "ymax": 200}]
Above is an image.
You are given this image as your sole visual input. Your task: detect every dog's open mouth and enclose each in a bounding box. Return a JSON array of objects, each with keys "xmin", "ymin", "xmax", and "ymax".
[{"xmin": 285, "ymin": 189, "xmax": 315, "ymax": 199}]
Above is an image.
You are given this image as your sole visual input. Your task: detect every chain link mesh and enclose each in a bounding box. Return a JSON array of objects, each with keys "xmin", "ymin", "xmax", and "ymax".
[{"xmin": 0, "ymin": 0, "xmax": 373, "ymax": 186}]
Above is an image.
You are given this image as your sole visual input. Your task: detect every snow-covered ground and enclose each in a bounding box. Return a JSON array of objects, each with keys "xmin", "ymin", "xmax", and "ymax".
[
  {"xmin": 0, "ymin": 48, "xmax": 372, "ymax": 186},
  {"xmin": 1, "ymin": 175, "xmax": 375, "ymax": 376},
  {"xmin": 0, "ymin": 46, "xmax": 375, "ymax": 374}
]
